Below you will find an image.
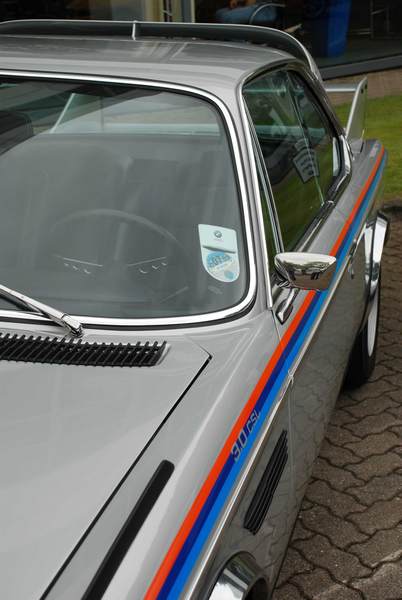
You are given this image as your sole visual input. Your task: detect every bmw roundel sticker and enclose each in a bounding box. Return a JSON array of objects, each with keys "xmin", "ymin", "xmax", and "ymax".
[{"xmin": 198, "ymin": 224, "xmax": 240, "ymax": 283}]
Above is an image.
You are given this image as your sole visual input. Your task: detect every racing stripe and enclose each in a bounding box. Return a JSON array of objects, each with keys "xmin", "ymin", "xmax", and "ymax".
[{"xmin": 145, "ymin": 146, "xmax": 386, "ymax": 600}]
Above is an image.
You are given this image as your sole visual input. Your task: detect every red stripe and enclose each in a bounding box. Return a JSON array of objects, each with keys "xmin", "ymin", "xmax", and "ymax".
[{"xmin": 145, "ymin": 145, "xmax": 385, "ymax": 600}]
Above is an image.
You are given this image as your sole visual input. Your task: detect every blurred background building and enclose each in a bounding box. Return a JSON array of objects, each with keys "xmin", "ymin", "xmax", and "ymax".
[{"xmin": 0, "ymin": 1, "xmax": 401, "ymax": 78}]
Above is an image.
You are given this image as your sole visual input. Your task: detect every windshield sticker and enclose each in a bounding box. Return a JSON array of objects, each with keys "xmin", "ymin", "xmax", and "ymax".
[{"xmin": 198, "ymin": 224, "xmax": 240, "ymax": 283}]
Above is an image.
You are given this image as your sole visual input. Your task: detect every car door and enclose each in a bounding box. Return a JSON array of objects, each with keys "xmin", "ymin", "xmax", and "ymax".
[{"xmin": 243, "ymin": 67, "xmax": 367, "ymax": 514}]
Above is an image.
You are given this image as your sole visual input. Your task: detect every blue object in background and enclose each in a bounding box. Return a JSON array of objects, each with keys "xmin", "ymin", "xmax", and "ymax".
[
  {"xmin": 216, "ymin": 3, "xmax": 277, "ymax": 25},
  {"xmin": 308, "ymin": 0, "xmax": 352, "ymax": 58}
]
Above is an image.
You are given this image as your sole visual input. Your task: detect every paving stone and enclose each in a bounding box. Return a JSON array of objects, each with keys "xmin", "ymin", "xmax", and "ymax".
[
  {"xmin": 276, "ymin": 548, "xmax": 312, "ymax": 587},
  {"xmin": 320, "ymin": 585, "xmax": 364, "ymax": 600},
  {"xmin": 349, "ymin": 525, "xmax": 402, "ymax": 567},
  {"xmin": 336, "ymin": 393, "xmax": 356, "ymax": 410},
  {"xmin": 325, "ymin": 425, "xmax": 362, "ymax": 447},
  {"xmin": 348, "ymin": 497, "xmax": 402, "ymax": 535},
  {"xmin": 292, "ymin": 568, "xmax": 363, "ymax": 600},
  {"xmin": 291, "ymin": 520, "xmax": 315, "ymax": 542},
  {"xmin": 343, "ymin": 395, "xmax": 398, "ymax": 419},
  {"xmin": 346, "ymin": 452, "xmax": 402, "ymax": 481},
  {"xmin": 271, "ymin": 583, "xmax": 304, "ymax": 600},
  {"xmin": 390, "ymin": 424, "xmax": 402, "ymax": 437},
  {"xmin": 352, "ymin": 560, "xmax": 402, "ymax": 600},
  {"xmin": 306, "ymin": 481, "xmax": 366, "ymax": 517},
  {"xmin": 300, "ymin": 505, "xmax": 367, "ymax": 549},
  {"xmin": 368, "ymin": 363, "xmax": 397, "ymax": 382},
  {"xmin": 348, "ymin": 378, "xmax": 399, "ymax": 402},
  {"xmin": 311, "ymin": 458, "xmax": 363, "ymax": 491},
  {"xmin": 387, "ymin": 382, "xmax": 402, "ymax": 399},
  {"xmin": 382, "ymin": 358, "xmax": 402, "ymax": 373},
  {"xmin": 348, "ymin": 472, "xmax": 402, "ymax": 505},
  {"xmin": 301, "ymin": 498, "xmax": 314, "ymax": 511},
  {"xmin": 345, "ymin": 431, "xmax": 400, "ymax": 457},
  {"xmin": 319, "ymin": 439, "xmax": 361, "ymax": 467},
  {"xmin": 380, "ymin": 344, "xmax": 402, "ymax": 359},
  {"xmin": 344, "ymin": 412, "xmax": 402, "ymax": 438},
  {"xmin": 385, "ymin": 375, "xmax": 402, "ymax": 389},
  {"xmin": 380, "ymin": 331, "xmax": 402, "ymax": 346},
  {"xmin": 293, "ymin": 535, "xmax": 370, "ymax": 581},
  {"xmin": 387, "ymin": 403, "xmax": 402, "ymax": 419},
  {"xmin": 330, "ymin": 409, "xmax": 358, "ymax": 427}
]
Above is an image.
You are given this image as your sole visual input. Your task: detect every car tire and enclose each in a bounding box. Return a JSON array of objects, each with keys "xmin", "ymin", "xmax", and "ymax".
[{"xmin": 345, "ymin": 271, "xmax": 381, "ymax": 388}]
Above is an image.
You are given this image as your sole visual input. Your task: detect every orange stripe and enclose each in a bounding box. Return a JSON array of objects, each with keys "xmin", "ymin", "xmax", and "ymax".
[{"xmin": 145, "ymin": 145, "xmax": 385, "ymax": 600}]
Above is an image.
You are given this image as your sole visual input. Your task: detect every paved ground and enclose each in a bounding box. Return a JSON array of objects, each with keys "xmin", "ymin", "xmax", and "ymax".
[{"xmin": 273, "ymin": 211, "xmax": 402, "ymax": 600}]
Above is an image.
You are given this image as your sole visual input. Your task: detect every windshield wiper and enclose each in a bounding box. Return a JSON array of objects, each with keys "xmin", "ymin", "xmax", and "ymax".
[{"xmin": 0, "ymin": 283, "xmax": 83, "ymax": 337}]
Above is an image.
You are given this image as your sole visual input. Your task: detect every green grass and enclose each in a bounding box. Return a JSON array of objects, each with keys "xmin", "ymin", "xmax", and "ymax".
[{"xmin": 334, "ymin": 94, "xmax": 402, "ymax": 200}]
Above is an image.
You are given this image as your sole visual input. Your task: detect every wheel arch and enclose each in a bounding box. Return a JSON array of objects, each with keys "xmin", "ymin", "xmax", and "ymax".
[
  {"xmin": 362, "ymin": 210, "xmax": 390, "ymax": 329},
  {"xmin": 206, "ymin": 552, "xmax": 270, "ymax": 600}
]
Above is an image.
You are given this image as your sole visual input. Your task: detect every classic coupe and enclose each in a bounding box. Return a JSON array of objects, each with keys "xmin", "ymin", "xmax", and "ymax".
[{"xmin": 0, "ymin": 19, "xmax": 388, "ymax": 600}]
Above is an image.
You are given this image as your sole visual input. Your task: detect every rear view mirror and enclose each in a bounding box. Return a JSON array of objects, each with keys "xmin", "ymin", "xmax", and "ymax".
[{"xmin": 274, "ymin": 252, "xmax": 337, "ymax": 292}]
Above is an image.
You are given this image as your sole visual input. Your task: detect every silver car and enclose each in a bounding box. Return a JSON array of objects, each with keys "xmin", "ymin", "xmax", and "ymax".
[{"xmin": 0, "ymin": 19, "xmax": 388, "ymax": 600}]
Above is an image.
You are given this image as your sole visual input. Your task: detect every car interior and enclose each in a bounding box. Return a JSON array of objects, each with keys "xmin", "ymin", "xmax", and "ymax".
[{"xmin": 0, "ymin": 106, "xmax": 248, "ymax": 319}]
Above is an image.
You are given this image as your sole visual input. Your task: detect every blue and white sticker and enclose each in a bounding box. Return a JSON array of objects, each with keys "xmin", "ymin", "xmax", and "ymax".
[{"xmin": 198, "ymin": 224, "xmax": 240, "ymax": 283}]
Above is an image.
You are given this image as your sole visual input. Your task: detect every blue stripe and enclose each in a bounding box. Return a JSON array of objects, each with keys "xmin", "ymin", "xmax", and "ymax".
[{"xmin": 160, "ymin": 152, "xmax": 386, "ymax": 599}]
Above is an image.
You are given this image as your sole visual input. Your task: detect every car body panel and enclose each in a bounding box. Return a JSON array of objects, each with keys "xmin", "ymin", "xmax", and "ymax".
[
  {"xmin": 0, "ymin": 36, "xmax": 291, "ymax": 96},
  {"xmin": 0, "ymin": 24, "xmax": 387, "ymax": 600},
  {"xmin": 272, "ymin": 141, "xmax": 386, "ymax": 508},
  {"xmin": 135, "ymin": 146, "xmax": 386, "ymax": 600},
  {"xmin": 0, "ymin": 330, "xmax": 208, "ymax": 600},
  {"xmin": 38, "ymin": 315, "xmax": 281, "ymax": 600}
]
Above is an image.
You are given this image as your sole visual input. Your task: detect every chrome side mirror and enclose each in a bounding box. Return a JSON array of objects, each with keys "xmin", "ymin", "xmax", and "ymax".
[{"xmin": 274, "ymin": 252, "xmax": 337, "ymax": 292}]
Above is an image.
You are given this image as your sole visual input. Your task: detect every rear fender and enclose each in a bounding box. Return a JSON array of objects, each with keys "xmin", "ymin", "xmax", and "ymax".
[{"xmin": 362, "ymin": 211, "xmax": 390, "ymax": 328}]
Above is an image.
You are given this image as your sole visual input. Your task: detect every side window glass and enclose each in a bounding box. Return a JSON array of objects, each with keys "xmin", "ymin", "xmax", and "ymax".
[
  {"xmin": 289, "ymin": 73, "xmax": 341, "ymax": 199},
  {"xmin": 244, "ymin": 70, "xmax": 324, "ymax": 251}
]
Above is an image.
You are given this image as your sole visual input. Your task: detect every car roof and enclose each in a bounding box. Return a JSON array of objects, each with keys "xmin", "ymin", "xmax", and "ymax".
[{"xmin": 0, "ymin": 34, "xmax": 293, "ymax": 93}]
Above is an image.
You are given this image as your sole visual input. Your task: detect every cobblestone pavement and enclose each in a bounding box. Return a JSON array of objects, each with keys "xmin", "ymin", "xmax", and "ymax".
[{"xmin": 273, "ymin": 212, "xmax": 402, "ymax": 600}]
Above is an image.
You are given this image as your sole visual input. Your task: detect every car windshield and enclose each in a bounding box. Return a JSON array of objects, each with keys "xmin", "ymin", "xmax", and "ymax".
[{"xmin": 0, "ymin": 78, "xmax": 248, "ymax": 320}]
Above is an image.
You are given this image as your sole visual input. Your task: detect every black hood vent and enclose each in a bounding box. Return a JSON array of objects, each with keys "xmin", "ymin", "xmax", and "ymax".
[{"xmin": 0, "ymin": 333, "xmax": 166, "ymax": 367}]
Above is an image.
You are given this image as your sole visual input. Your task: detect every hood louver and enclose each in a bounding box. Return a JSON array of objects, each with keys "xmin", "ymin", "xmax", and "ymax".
[{"xmin": 0, "ymin": 333, "xmax": 166, "ymax": 367}]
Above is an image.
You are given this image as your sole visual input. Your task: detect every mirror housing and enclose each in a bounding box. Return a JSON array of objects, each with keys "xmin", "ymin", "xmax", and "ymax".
[{"xmin": 274, "ymin": 252, "xmax": 337, "ymax": 292}]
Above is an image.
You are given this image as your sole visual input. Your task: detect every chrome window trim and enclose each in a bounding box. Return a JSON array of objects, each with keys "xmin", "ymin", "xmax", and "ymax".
[
  {"xmin": 246, "ymin": 103, "xmax": 284, "ymax": 253},
  {"xmin": 0, "ymin": 69, "xmax": 257, "ymax": 329},
  {"xmin": 237, "ymin": 90, "xmax": 275, "ymax": 309}
]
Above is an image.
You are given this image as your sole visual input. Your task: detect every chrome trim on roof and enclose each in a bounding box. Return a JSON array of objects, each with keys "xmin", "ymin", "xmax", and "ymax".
[{"xmin": 0, "ymin": 69, "xmax": 257, "ymax": 329}]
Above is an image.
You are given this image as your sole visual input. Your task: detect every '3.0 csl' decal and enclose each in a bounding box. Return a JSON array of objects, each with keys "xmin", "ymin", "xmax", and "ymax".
[{"xmin": 231, "ymin": 408, "xmax": 260, "ymax": 462}]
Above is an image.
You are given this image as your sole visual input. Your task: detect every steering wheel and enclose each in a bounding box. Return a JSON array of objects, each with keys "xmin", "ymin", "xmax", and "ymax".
[{"xmin": 49, "ymin": 208, "xmax": 192, "ymax": 290}]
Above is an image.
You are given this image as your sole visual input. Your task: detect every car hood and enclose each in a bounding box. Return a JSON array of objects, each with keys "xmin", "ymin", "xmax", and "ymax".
[{"xmin": 0, "ymin": 332, "xmax": 209, "ymax": 600}]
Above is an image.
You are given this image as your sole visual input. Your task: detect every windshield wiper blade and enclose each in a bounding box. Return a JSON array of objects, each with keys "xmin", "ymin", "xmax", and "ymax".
[{"xmin": 0, "ymin": 283, "xmax": 83, "ymax": 337}]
